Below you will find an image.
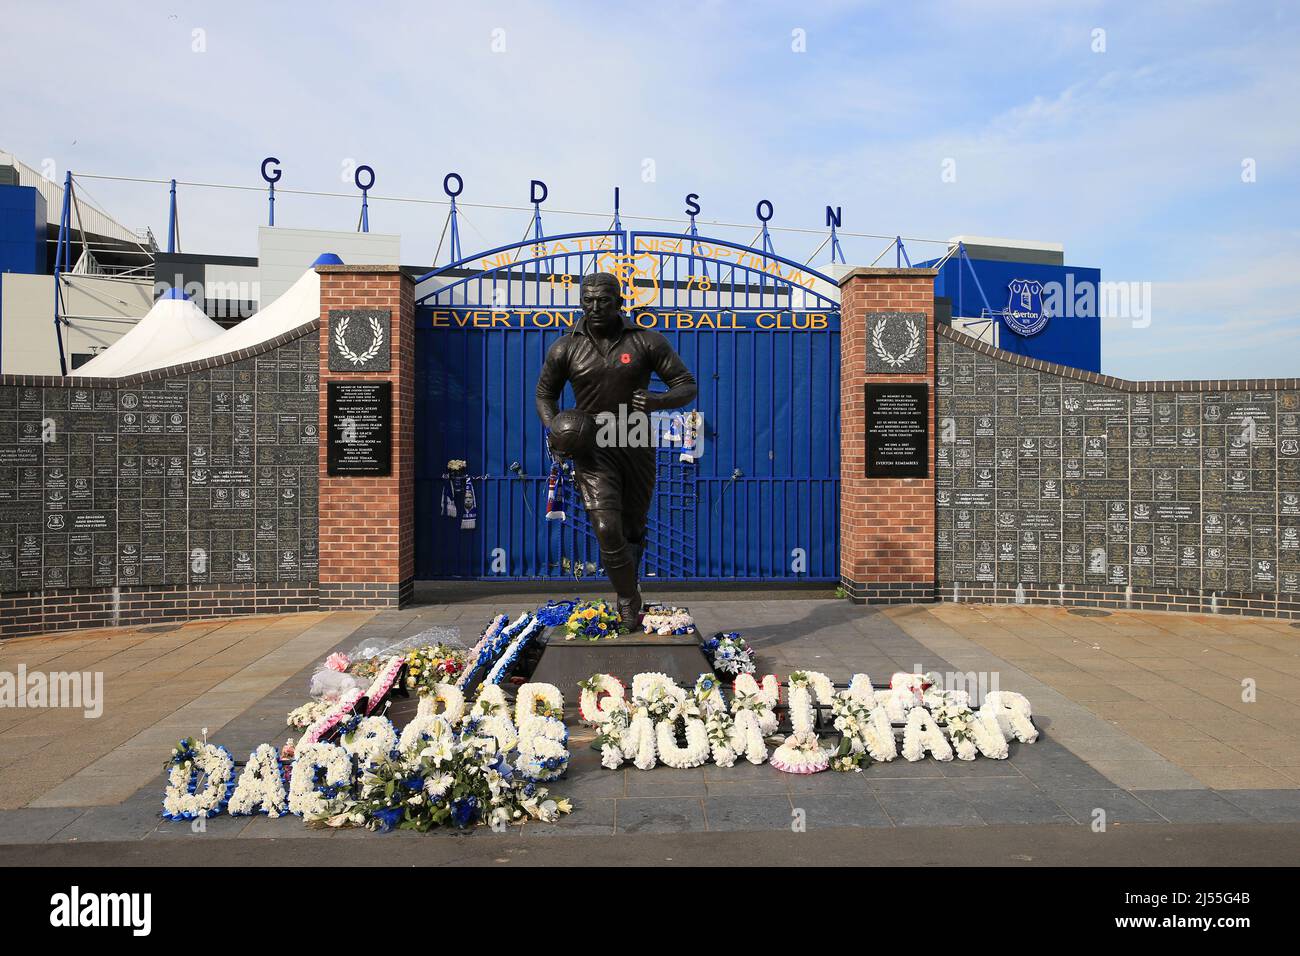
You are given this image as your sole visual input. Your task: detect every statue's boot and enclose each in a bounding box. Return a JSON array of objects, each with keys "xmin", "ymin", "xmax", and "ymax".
[{"xmin": 603, "ymin": 544, "xmax": 643, "ymax": 631}]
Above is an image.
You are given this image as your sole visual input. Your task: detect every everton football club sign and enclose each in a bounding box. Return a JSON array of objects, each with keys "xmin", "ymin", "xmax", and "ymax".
[{"xmin": 1003, "ymin": 278, "xmax": 1050, "ymax": 337}]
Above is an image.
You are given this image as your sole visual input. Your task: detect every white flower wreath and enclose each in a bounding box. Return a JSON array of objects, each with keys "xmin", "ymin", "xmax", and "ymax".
[
  {"xmin": 632, "ymin": 672, "xmax": 684, "ymax": 706},
  {"xmin": 341, "ymin": 715, "xmax": 398, "ymax": 766},
  {"xmin": 619, "ymin": 713, "xmax": 660, "ymax": 770},
  {"xmin": 732, "ymin": 673, "xmax": 779, "ymax": 735},
  {"xmin": 772, "ymin": 671, "xmax": 835, "ymax": 774},
  {"xmin": 593, "ymin": 700, "xmax": 633, "ymax": 769},
  {"xmin": 578, "ymin": 673, "xmax": 626, "ymax": 726},
  {"xmin": 586, "ymin": 669, "xmax": 1040, "ymax": 776},
  {"xmin": 655, "ymin": 713, "xmax": 711, "ymax": 769},
  {"xmin": 980, "ymin": 691, "xmax": 1039, "ymax": 743},
  {"xmin": 901, "ymin": 707, "xmax": 954, "ymax": 762},
  {"xmin": 163, "ymin": 740, "xmax": 236, "ymax": 820},
  {"xmin": 464, "ymin": 684, "xmax": 518, "ymax": 753},
  {"xmin": 507, "ymin": 682, "xmax": 569, "ymax": 781},
  {"xmin": 229, "ymin": 744, "xmax": 288, "ymax": 817},
  {"xmin": 514, "ymin": 682, "xmax": 564, "ymax": 725},
  {"xmin": 705, "ymin": 710, "xmax": 739, "ymax": 767},
  {"xmin": 692, "ymin": 673, "xmax": 727, "ymax": 714},
  {"xmin": 417, "ymin": 682, "xmax": 466, "ymax": 723},
  {"xmin": 786, "ymin": 670, "xmax": 834, "ymax": 736},
  {"xmin": 927, "ymin": 691, "xmax": 997, "ymax": 761},
  {"xmin": 862, "ymin": 705, "xmax": 898, "ymax": 762},
  {"xmin": 516, "ymin": 715, "xmax": 569, "ymax": 781},
  {"xmin": 398, "ymin": 713, "xmax": 455, "ymax": 756},
  {"xmin": 968, "ymin": 709, "xmax": 1011, "ymax": 759},
  {"xmin": 288, "ymin": 742, "xmax": 353, "ymax": 818},
  {"xmin": 470, "ymin": 683, "xmax": 509, "ymax": 717},
  {"xmin": 727, "ymin": 709, "xmax": 769, "ymax": 765},
  {"xmin": 771, "ymin": 732, "xmax": 831, "ymax": 774}
]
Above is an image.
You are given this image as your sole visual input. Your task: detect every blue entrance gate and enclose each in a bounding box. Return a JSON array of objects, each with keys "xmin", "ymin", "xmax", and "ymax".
[{"xmin": 412, "ymin": 226, "xmax": 840, "ymax": 581}]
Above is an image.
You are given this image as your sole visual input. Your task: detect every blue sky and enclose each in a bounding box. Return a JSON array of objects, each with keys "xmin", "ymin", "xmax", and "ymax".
[{"xmin": 2, "ymin": 0, "xmax": 1297, "ymax": 378}]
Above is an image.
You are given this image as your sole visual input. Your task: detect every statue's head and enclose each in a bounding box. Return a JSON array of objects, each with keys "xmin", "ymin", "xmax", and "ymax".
[{"xmin": 580, "ymin": 272, "xmax": 623, "ymax": 330}]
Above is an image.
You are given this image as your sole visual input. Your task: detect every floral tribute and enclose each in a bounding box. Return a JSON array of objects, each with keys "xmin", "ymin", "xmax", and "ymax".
[
  {"xmin": 162, "ymin": 736, "xmax": 236, "ymax": 820},
  {"xmin": 297, "ymin": 688, "xmax": 366, "ymax": 747},
  {"xmin": 770, "ymin": 670, "xmax": 835, "ymax": 774},
  {"xmin": 485, "ymin": 614, "xmax": 545, "ymax": 685},
  {"xmin": 578, "ymin": 673, "xmax": 626, "ymax": 726},
  {"xmin": 162, "ymin": 681, "xmax": 573, "ymax": 833},
  {"xmin": 363, "ymin": 656, "xmax": 407, "ymax": 714},
  {"xmin": 641, "ymin": 605, "xmax": 695, "ymax": 635},
  {"xmin": 287, "ymin": 699, "xmax": 333, "ymax": 732},
  {"xmin": 592, "ymin": 672, "xmax": 751, "ymax": 770},
  {"xmin": 702, "ymin": 631, "xmax": 756, "ymax": 675},
  {"xmin": 514, "ymin": 683, "xmax": 570, "ymax": 781},
  {"xmin": 402, "ymin": 643, "xmax": 465, "ymax": 697},
  {"xmin": 588, "ymin": 670, "xmax": 1040, "ymax": 775},
  {"xmin": 228, "ymin": 744, "xmax": 288, "ymax": 817},
  {"xmin": 563, "ymin": 600, "xmax": 621, "ymax": 641},
  {"xmin": 457, "ymin": 612, "xmax": 520, "ymax": 689}
]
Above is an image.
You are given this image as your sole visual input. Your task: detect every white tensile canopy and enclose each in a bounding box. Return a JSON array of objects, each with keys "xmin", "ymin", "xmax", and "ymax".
[
  {"xmin": 130, "ymin": 266, "xmax": 323, "ymax": 375},
  {"xmin": 75, "ymin": 292, "xmax": 225, "ymax": 378}
]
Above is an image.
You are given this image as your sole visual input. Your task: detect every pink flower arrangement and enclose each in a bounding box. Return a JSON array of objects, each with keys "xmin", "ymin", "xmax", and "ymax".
[
  {"xmin": 298, "ymin": 688, "xmax": 365, "ymax": 746},
  {"xmin": 324, "ymin": 652, "xmax": 351, "ymax": 673}
]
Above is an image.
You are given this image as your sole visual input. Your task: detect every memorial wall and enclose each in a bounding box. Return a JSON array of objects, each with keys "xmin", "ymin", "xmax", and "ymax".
[
  {"xmin": 935, "ymin": 327, "xmax": 1300, "ymax": 618},
  {"xmin": 0, "ymin": 324, "xmax": 321, "ymax": 636}
]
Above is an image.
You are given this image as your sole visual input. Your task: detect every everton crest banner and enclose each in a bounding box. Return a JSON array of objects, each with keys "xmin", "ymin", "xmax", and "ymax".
[{"xmin": 1003, "ymin": 278, "xmax": 1049, "ymax": 337}]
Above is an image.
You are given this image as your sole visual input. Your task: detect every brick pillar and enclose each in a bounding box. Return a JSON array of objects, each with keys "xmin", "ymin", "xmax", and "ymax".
[
  {"xmin": 316, "ymin": 265, "xmax": 415, "ymax": 607},
  {"xmin": 839, "ymin": 267, "xmax": 939, "ymax": 604}
]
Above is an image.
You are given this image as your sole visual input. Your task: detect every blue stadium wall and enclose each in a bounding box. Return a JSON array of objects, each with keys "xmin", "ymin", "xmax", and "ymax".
[{"xmin": 927, "ymin": 255, "xmax": 1102, "ymax": 373}]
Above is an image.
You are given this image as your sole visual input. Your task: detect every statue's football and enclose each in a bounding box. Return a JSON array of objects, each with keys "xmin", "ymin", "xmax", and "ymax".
[{"xmin": 548, "ymin": 408, "xmax": 597, "ymax": 460}]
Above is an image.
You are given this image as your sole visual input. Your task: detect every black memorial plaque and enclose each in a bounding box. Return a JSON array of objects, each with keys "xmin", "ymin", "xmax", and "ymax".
[
  {"xmin": 327, "ymin": 381, "xmax": 392, "ymax": 476},
  {"xmin": 866, "ymin": 383, "xmax": 929, "ymax": 478}
]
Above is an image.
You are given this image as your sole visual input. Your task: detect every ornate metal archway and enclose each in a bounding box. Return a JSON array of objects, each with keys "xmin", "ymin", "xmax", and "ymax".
[{"xmin": 412, "ymin": 217, "xmax": 841, "ymax": 582}]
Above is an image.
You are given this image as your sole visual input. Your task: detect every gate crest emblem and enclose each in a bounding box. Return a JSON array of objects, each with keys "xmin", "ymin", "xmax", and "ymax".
[{"xmin": 595, "ymin": 251, "xmax": 660, "ymax": 309}]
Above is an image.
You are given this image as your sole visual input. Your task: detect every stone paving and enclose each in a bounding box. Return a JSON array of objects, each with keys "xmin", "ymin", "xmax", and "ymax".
[
  {"xmin": 1, "ymin": 595, "xmax": 1299, "ymax": 848},
  {"xmin": 887, "ymin": 604, "xmax": 1300, "ymax": 790}
]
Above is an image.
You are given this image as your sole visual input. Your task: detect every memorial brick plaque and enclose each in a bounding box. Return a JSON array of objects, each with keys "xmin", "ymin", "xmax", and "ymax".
[
  {"xmin": 327, "ymin": 381, "xmax": 392, "ymax": 476},
  {"xmin": 866, "ymin": 383, "xmax": 929, "ymax": 478}
]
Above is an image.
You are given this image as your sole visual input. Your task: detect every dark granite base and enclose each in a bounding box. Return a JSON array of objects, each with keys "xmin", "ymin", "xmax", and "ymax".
[{"xmin": 528, "ymin": 630, "xmax": 713, "ymax": 693}]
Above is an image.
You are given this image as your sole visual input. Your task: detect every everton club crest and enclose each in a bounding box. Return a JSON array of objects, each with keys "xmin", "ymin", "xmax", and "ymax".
[{"xmin": 1002, "ymin": 278, "xmax": 1049, "ymax": 337}]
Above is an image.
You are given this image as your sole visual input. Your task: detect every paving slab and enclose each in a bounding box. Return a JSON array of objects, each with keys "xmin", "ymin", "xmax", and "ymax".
[
  {"xmin": 794, "ymin": 792, "xmax": 893, "ymax": 829},
  {"xmin": 1130, "ymin": 789, "xmax": 1260, "ymax": 824},
  {"xmin": 614, "ymin": 797, "xmax": 706, "ymax": 834},
  {"xmin": 875, "ymin": 790, "xmax": 986, "ymax": 827},
  {"xmin": 704, "ymin": 794, "xmax": 796, "ymax": 831}
]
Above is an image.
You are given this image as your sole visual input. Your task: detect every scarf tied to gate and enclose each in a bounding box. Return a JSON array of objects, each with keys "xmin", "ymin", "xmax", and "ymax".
[
  {"xmin": 441, "ymin": 463, "xmax": 478, "ymax": 531},
  {"xmin": 545, "ymin": 464, "xmax": 567, "ymax": 522}
]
